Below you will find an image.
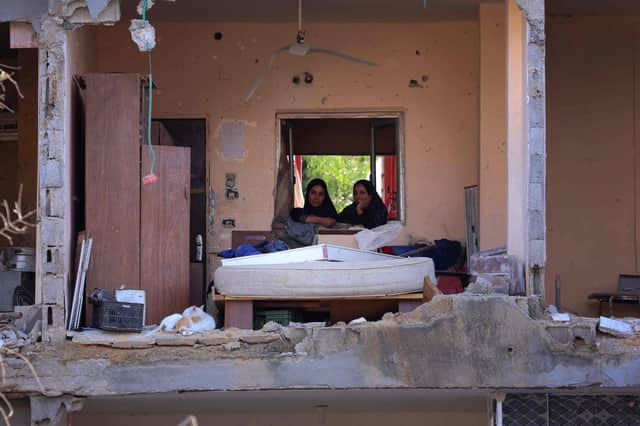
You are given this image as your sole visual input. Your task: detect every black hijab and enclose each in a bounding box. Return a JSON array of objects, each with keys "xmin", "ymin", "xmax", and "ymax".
[
  {"xmin": 337, "ymin": 179, "xmax": 388, "ymax": 229},
  {"xmin": 303, "ymin": 178, "xmax": 338, "ymax": 219}
]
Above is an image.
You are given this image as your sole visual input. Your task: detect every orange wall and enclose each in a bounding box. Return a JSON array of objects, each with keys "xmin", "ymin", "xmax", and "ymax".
[
  {"xmin": 91, "ymin": 20, "xmax": 480, "ymax": 253},
  {"xmin": 479, "ymin": 3, "xmax": 507, "ymax": 251},
  {"xmin": 547, "ymin": 17, "xmax": 640, "ymax": 315}
]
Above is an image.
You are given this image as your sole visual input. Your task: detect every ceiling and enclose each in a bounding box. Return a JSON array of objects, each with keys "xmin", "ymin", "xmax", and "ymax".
[
  {"xmin": 122, "ymin": 0, "xmax": 640, "ymax": 22},
  {"xmin": 80, "ymin": 388, "xmax": 489, "ymax": 414},
  {"xmin": 121, "ymin": 0, "xmax": 497, "ymax": 22},
  {"xmin": 547, "ymin": 0, "xmax": 640, "ymax": 16}
]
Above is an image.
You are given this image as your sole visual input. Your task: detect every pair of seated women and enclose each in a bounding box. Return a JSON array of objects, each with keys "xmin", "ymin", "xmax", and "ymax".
[{"xmin": 293, "ymin": 178, "xmax": 388, "ymax": 230}]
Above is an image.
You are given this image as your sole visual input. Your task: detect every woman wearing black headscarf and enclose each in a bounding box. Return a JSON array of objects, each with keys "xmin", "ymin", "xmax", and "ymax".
[
  {"xmin": 291, "ymin": 178, "xmax": 338, "ymax": 227},
  {"xmin": 337, "ymin": 179, "xmax": 388, "ymax": 229}
]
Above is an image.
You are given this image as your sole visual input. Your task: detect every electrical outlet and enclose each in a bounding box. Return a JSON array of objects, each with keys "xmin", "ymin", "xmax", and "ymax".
[{"xmin": 222, "ymin": 218, "xmax": 236, "ymax": 228}]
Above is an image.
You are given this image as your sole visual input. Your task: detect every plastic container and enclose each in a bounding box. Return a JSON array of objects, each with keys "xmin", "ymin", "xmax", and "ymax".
[
  {"xmin": 253, "ymin": 309, "xmax": 303, "ymax": 330},
  {"xmin": 92, "ymin": 301, "xmax": 144, "ymax": 332}
]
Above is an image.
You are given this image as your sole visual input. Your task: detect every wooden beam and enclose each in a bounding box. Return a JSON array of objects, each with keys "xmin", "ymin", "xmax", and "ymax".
[{"xmin": 10, "ymin": 23, "xmax": 38, "ymax": 49}]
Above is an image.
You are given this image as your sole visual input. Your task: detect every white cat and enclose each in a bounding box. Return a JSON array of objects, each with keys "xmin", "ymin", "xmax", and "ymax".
[{"xmin": 154, "ymin": 305, "xmax": 216, "ymax": 335}]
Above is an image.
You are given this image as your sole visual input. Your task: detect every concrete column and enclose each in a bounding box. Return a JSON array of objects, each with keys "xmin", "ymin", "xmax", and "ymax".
[
  {"xmin": 479, "ymin": 2, "xmax": 507, "ymax": 251},
  {"xmin": 36, "ymin": 19, "xmax": 70, "ymax": 343},
  {"xmin": 30, "ymin": 395, "xmax": 84, "ymax": 426},
  {"xmin": 507, "ymin": 0, "xmax": 546, "ymax": 295}
]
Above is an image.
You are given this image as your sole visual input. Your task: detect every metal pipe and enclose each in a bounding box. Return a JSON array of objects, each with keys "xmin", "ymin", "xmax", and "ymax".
[
  {"xmin": 288, "ymin": 125, "xmax": 295, "ymax": 187},
  {"xmin": 370, "ymin": 124, "xmax": 376, "ymax": 187}
]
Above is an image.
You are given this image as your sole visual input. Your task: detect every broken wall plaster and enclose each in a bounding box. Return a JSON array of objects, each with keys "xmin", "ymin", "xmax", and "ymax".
[{"xmin": 5, "ymin": 296, "xmax": 640, "ymax": 396}]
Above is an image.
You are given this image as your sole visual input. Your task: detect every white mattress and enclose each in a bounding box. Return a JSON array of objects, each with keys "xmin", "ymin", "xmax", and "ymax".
[{"xmin": 214, "ymin": 256, "xmax": 436, "ymax": 297}]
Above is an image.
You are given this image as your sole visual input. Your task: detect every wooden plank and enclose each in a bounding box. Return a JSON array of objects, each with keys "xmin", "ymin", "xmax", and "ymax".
[
  {"xmin": 10, "ymin": 22, "xmax": 37, "ymax": 48},
  {"xmin": 423, "ymin": 276, "xmax": 442, "ymax": 302},
  {"xmin": 225, "ymin": 300, "xmax": 253, "ymax": 329},
  {"xmin": 141, "ymin": 145, "xmax": 190, "ymax": 325},
  {"xmin": 84, "ymin": 74, "xmax": 142, "ymax": 325},
  {"xmin": 214, "ymin": 292, "xmax": 423, "ymax": 302},
  {"xmin": 398, "ymin": 300, "xmax": 422, "ymax": 313}
]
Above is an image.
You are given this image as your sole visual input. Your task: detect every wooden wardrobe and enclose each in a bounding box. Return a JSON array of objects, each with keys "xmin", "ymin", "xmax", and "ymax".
[{"xmin": 82, "ymin": 73, "xmax": 190, "ymax": 325}]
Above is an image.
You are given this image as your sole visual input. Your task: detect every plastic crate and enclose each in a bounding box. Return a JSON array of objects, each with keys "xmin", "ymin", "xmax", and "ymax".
[
  {"xmin": 92, "ymin": 301, "xmax": 144, "ymax": 332},
  {"xmin": 253, "ymin": 309, "xmax": 303, "ymax": 330}
]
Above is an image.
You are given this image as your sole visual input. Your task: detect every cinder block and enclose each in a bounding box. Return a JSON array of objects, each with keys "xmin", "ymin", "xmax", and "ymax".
[
  {"xmin": 546, "ymin": 325, "xmax": 572, "ymax": 344},
  {"xmin": 528, "ymin": 210, "xmax": 545, "ymax": 240},
  {"xmin": 529, "ymin": 183, "xmax": 544, "ymax": 212},
  {"xmin": 529, "ymin": 153, "xmax": 545, "ymax": 184},
  {"xmin": 529, "ymin": 127, "xmax": 545, "ymax": 155},
  {"xmin": 528, "ymin": 240, "xmax": 546, "ymax": 266},
  {"xmin": 41, "ymin": 304, "xmax": 66, "ymax": 344},
  {"xmin": 40, "ymin": 217, "xmax": 64, "ymax": 246},
  {"xmin": 42, "ymin": 159, "xmax": 64, "ymax": 188},
  {"xmin": 528, "ymin": 101, "xmax": 546, "ymax": 129},
  {"xmin": 41, "ymin": 274, "xmax": 65, "ymax": 305},
  {"xmin": 47, "ymin": 187, "xmax": 65, "ymax": 217}
]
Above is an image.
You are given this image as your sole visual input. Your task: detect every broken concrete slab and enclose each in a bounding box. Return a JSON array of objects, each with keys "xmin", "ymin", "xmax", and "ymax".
[
  {"xmin": 223, "ymin": 341, "xmax": 241, "ymax": 351},
  {"xmin": 155, "ymin": 335, "xmax": 199, "ymax": 346},
  {"xmin": 599, "ymin": 317, "xmax": 635, "ymax": 338},
  {"xmin": 239, "ymin": 334, "xmax": 280, "ymax": 344},
  {"xmin": 198, "ymin": 334, "xmax": 236, "ymax": 346}
]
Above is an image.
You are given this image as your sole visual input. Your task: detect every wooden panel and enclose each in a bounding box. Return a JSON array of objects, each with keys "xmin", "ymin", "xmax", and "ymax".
[
  {"xmin": 225, "ymin": 300, "xmax": 253, "ymax": 329},
  {"xmin": 142, "ymin": 145, "xmax": 190, "ymax": 324},
  {"xmin": 84, "ymin": 74, "xmax": 141, "ymax": 306},
  {"xmin": 10, "ymin": 23, "xmax": 37, "ymax": 48}
]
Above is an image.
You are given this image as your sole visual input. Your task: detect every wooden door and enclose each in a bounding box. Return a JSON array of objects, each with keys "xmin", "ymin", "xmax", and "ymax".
[
  {"xmin": 141, "ymin": 146, "xmax": 190, "ymax": 324},
  {"xmin": 84, "ymin": 74, "xmax": 142, "ymax": 300}
]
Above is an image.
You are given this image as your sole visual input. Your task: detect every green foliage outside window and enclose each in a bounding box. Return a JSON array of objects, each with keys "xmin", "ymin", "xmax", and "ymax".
[{"xmin": 301, "ymin": 155, "xmax": 370, "ymax": 211}]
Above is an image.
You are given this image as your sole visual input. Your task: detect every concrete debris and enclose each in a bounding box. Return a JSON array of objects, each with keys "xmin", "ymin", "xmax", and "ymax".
[
  {"xmin": 551, "ymin": 313, "xmax": 571, "ymax": 322},
  {"xmin": 239, "ymin": 334, "xmax": 280, "ymax": 344},
  {"xmin": 223, "ymin": 341, "xmax": 241, "ymax": 351},
  {"xmin": 0, "ymin": 325, "xmax": 33, "ymax": 349},
  {"xmin": 136, "ymin": 0, "xmax": 155, "ymax": 15},
  {"xmin": 466, "ymin": 274, "xmax": 510, "ymax": 295},
  {"xmin": 348, "ymin": 317, "xmax": 367, "ymax": 325},
  {"xmin": 260, "ymin": 321, "xmax": 283, "ymax": 333},
  {"xmin": 198, "ymin": 335, "xmax": 235, "ymax": 346},
  {"xmin": 86, "ymin": 0, "xmax": 111, "ymax": 19},
  {"xmin": 129, "ymin": 19, "xmax": 156, "ymax": 52},
  {"xmin": 599, "ymin": 317, "xmax": 635, "ymax": 338},
  {"xmin": 156, "ymin": 334, "xmax": 199, "ymax": 346},
  {"xmin": 288, "ymin": 321, "xmax": 326, "ymax": 328}
]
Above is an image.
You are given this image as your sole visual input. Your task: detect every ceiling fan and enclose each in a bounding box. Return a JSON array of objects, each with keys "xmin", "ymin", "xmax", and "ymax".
[{"xmin": 244, "ymin": 0, "xmax": 378, "ymax": 103}]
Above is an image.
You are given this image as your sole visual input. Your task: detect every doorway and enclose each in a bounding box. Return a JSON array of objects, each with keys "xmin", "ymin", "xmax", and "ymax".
[{"xmin": 151, "ymin": 119, "xmax": 207, "ymax": 306}]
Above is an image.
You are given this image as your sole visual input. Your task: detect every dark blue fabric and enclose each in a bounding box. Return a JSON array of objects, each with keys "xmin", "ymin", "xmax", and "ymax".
[{"xmin": 219, "ymin": 240, "xmax": 289, "ymax": 258}]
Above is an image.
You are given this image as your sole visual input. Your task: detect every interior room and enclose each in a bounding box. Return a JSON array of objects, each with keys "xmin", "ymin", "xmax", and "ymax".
[{"xmin": 0, "ymin": 22, "xmax": 38, "ymax": 312}]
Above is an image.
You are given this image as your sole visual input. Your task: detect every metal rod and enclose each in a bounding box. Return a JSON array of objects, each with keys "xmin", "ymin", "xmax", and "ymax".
[
  {"xmin": 288, "ymin": 125, "xmax": 295, "ymax": 188},
  {"xmin": 555, "ymin": 273, "xmax": 561, "ymax": 309},
  {"xmin": 370, "ymin": 124, "xmax": 376, "ymax": 187}
]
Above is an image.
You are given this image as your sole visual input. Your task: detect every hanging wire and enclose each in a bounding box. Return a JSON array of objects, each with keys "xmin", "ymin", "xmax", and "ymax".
[{"xmin": 142, "ymin": 0, "xmax": 156, "ymax": 177}]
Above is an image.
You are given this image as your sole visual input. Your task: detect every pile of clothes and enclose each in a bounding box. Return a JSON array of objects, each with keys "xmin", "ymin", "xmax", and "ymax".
[{"xmin": 218, "ymin": 239, "xmax": 289, "ymax": 259}]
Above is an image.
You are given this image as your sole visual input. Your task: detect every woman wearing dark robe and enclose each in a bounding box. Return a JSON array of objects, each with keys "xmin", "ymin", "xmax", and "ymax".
[
  {"xmin": 291, "ymin": 178, "xmax": 338, "ymax": 227},
  {"xmin": 337, "ymin": 179, "xmax": 388, "ymax": 229}
]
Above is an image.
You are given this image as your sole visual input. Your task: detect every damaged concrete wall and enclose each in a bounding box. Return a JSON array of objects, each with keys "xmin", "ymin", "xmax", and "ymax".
[
  {"xmin": 546, "ymin": 17, "xmax": 640, "ymax": 316},
  {"xmin": 92, "ymin": 20, "xmax": 480, "ymax": 254},
  {"xmin": 4, "ymin": 296, "xmax": 640, "ymax": 396}
]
